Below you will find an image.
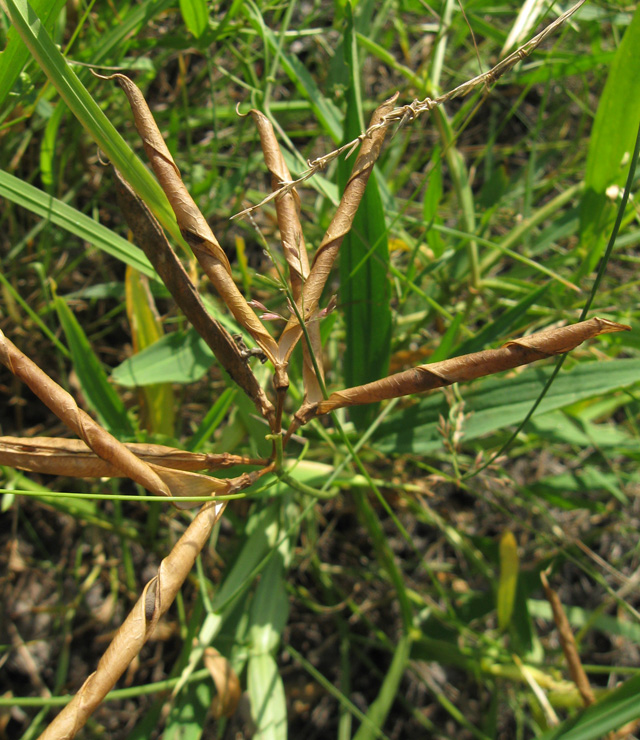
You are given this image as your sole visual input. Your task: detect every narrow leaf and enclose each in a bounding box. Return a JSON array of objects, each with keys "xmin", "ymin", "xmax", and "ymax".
[
  {"xmin": 1, "ymin": 0, "xmax": 179, "ymax": 240},
  {"xmin": 578, "ymin": 5, "xmax": 640, "ymax": 275},
  {"xmin": 497, "ymin": 530, "xmax": 519, "ymax": 631},
  {"xmin": 179, "ymin": 0, "xmax": 208, "ymax": 39},
  {"xmin": 53, "ymin": 294, "xmax": 135, "ymax": 439},
  {"xmin": 0, "ymin": 169, "xmax": 157, "ymax": 279},
  {"xmin": 337, "ymin": 5, "xmax": 392, "ymax": 430},
  {"xmin": 125, "ymin": 266, "xmax": 176, "ymax": 437}
]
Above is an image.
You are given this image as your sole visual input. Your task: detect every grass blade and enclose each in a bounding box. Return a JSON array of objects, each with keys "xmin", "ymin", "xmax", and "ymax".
[
  {"xmin": 578, "ymin": 5, "xmax": 640, "ymax": 276},
  {"xmin": 53, "ymin": 294, "xmax": 135, "ymax": 439},
  {"xmin": 125, "ymin": 267, "xmax": 175, "ymax": 437},
  {"xmin": 0, "ymin": 169, "xmax": 157, "ymax": 280},
  {"xmin": 178, "ymin": 0, "xmax": 208, "ymax": 39},
  {"xmin": 337, "ymin": 4, "xmax": 392, "ymax": 430},
  {"xmin": 2, "ymin": 0, "xmax": 180, "ymax": 241}
]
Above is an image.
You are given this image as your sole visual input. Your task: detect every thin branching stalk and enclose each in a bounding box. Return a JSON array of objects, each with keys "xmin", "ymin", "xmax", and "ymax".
[
  {"xmin": 232, "ymin": 0, "xmax": 587, "ymax": 219},
  {"xmin": 541, "ymin": 571, "xmax": 596, "ymax": 707}
]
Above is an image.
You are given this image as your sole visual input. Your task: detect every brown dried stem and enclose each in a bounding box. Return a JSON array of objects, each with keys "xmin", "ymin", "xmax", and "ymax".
[
  {"xmin": 541, "ymin": 570, "xmax": 596, "ymax": 707},
  {"xmin": 98, "ymin": 73, "xmax": 279, "ymax": 367},
  {"xmin": 249, "ymin": 109, "xmax": 324, "ymax": 405},
  {"xmin": 0, "ymin": 331, "xmax": 243, "ymax": 507},
  {"xmin": 294, "ymin": 318, "xmax": 629, "ymax": 425},
  {"xmin": 233, "ymin": 0, "xmax": 587, "ymax": 219},
  {"xmin": 37, "ymin": 499, "xmax": 228, "ymax": 740},
  {"xmin": 0, "ymin": 437, "xmax": 267, "ymax": 478},
  {"xmin": 277, "ymin": 95, "xmax": 398, "ymax": 365},
  {"xmin": 113, "ymin": 168, "xmax": 276, "ymax": 426}
]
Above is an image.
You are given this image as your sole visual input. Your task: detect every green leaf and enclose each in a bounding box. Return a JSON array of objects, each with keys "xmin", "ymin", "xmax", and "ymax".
[
  {"xmin": 111, "ymin": 328, "xmax": 215, "ymax": 387},
  {"xmin": 337, "ymin": 4, "xmax": 392, "ymax": 430},
  {"xmin": 536, "ymin": 673, "xmax": 640, "ymax": 740},
  {"xmin": 578, "ymin": 5, "xmax": 640, "ymax": 275},
  {"xmin": 375, "ymin": 359, "xmax": 640, "ymax": 454},
  {"xmin": 54, "ymin": 295, "xmax": 135, "ymax": 439},
  {"xmin": 0, "ymin": 0, "xmax": 66, "ymax": 109},
  {"xmin": 2, "ymin": 0, "xmax": 180, "ymax": 242},
  {"xmin": 248, "ymin": 654, "xmax": 287, "ymax": 740},
  {"xmin": 248, "ymin": 553, "xmax": 289, "ymax": 655},
  {"xmin": 162, "ymin": 680, "xmax": 211, "ymax": 740},
  {"xmin": 0, "ymin": 168, "xmax": 158, "ymax": 281},
  {"xmin": 496, "ymin": 530, "xmax": 519, "ymax": 631},
  {"xmin": 179, "ymin": 0, "xmax": 208, "ymax": 39}
]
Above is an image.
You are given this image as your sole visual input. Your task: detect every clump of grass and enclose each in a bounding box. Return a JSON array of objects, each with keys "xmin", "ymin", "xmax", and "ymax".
[{"xmin": 1, "ymin": 1, "xmax": 640, "ymax": 739}]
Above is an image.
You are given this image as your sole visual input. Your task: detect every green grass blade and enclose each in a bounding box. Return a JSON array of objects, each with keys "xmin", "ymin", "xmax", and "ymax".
[
  {"xmin": 125, "ymin": 267, "xmax": 175, "ymax": 437},
  {"xmin": 0, "ymin": 169, "xmax": 157, "ymax": 279},
  {"xmin": 178, "ymin": 0, "xmax": 208, "ymax": 39},
  {"xmin": 0, "ymin": 0, "xmax": 65, "ymax": 109},
  {"xmin": 337, "ymin": 4, "xmax": 392, "ymax": 430},
  {"xmin": 496, "ymin": 530, "xmax": 519, "ymax": 631},
  {"xmin": 352, "ymin": 633, "xmax": 411, "ymax": 740},
  {"xmin": 247, "ymin": 654, "xmax": 287, "ymax": 740},
  {"xmin": 186, "ymin": 388, "xmax": 237, "ymax": 452},
  {"xmin": 242, "ymin": 2, "xmax": 342, "ymax": 142},
  {"xmin": 2, "ymin": 0, "xmax": 180, "ymax": 241},
  {"xmin": 578, "ymin": 5, "xmax": 640, "ymax": 276},
  {"xmin": 53, "ymin": 294, "xmax": 135, "ymax": 438}
]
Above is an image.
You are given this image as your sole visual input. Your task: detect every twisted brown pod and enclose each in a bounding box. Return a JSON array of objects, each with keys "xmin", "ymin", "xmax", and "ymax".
[
  {"xmin": 0, "ymin": 437, "xmax": 267, "ymax": 477},
  {"xmin": 276, "ymin": 94, "xmax": 398, "ymax": 365},
  {"xmin": 113, "ymin": 168, "xmax": 275, "ymax": 425},
  {"xmin": 249, "ymin": 110, "xmax": 324, "ymax": 403},
  {"xmin": 38, "ymin": 499, "xmax": 227, "ymax": 740},
  {"xmin": 0, "ymin": 331, "xmax": 234, "ymax": 507},
  {"xmin": 307, "ymin": 318, "xmax": 629, "ymax": 418},
  {"xmin": 99, "ymin": 73, "xmax": 279, "ymax": 365}
]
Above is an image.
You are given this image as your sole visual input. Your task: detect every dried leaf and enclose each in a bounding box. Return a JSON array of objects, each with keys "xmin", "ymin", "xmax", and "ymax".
[
  {"xmin": 101, "ymin": 74, "xmax": 278, "ymax": 364},
  {"xmin": 277, "ymin": 94, "xmax": 398, "ymax": 366},
  {"xmin": 113, "ymin": 168, "xmax": 275, "ymax": 424},
  {"xmin": 203, "ymin": 647, "xmax": 241, "ymax": 719},
  {"xmin": 250, "ymin": 110, "xmax": 324, "ymax": 403},
  {"xmin": 39, "ymin": 499, "xmax": 227, "ymax": 740},
  {"xmin": 313, "ymin": 318, "xmax": 629, "ymax": 417},
  {"xmin": 541, "ymin": 570, "xmax": 596, "ymax": 707}
]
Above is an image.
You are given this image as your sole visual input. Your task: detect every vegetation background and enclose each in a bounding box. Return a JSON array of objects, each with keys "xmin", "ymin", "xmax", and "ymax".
[{"xmin": 1, "ymin": 0, "xmax": 640, "ymax": 738}]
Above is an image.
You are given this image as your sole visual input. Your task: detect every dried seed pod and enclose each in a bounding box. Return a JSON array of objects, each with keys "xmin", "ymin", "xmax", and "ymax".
[
  {"xmin": 313, "ymin": 318, "xmax": 629, "ymax": 416},
  {"xmin": 38, "ymin": 500, "xmax": 227, "ymax": 740},
  {"xmin": 277, "ymin": 94, "xmax": 399, "ymax": 366},
  {"xmin": 0, "ymin": 437, "xmax": 267, "ymax": 477},
  {"xmin": 99, "ymin": 73, "xmax": 278, "ymax": 365},
  {"xmin": 249, "ymin": 109, "xmax": 324, "ymax": 403},
  {"xmin": 113, "ymin": 168, "xmax": 275, "ymax": 425},
  {"xmin": 0, "ymin": 332, "xmax": 233, "ymax": 508}
]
